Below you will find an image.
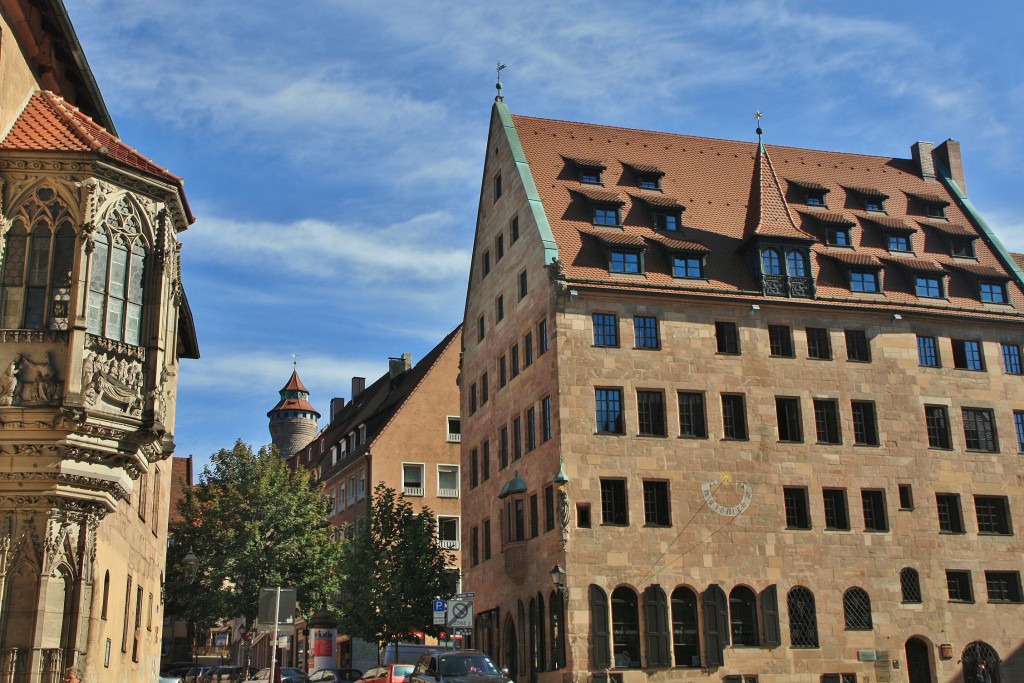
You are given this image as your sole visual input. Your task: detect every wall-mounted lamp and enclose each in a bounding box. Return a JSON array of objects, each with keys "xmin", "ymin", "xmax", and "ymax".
[
  {"xmin": 553, "ymin": 457, "xmax": 569, "ymax": 486},
  {"xmin": 569, "ymin": 289, "xmax": 579, "ymax": 297},
  {"xmin": 892, "ymin": 313, "xmax": 903, "ymax": 321},
  {"xmin": 749, "ymin": 304, "xmax": 760, "ymax": 315},
  {"xmin": 550, "ymin": 563, "xmax": 569, "ymax": 598}
]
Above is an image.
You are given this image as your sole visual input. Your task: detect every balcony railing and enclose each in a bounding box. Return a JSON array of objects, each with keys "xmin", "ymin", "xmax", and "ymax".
[
  {"xmin": 447, "ymin": 433, "xmax": 461, "ymax": 443},
  {"xmin": 438, "ymin": 538, "xmax": 460, "ymax": 550},
  {"xmin": 403, "ymin": 486, "xmax": 424, "ymax": 497},
  {"xmin": 437, "ymin": 487, "xmax": 460, "ymax": 499}
]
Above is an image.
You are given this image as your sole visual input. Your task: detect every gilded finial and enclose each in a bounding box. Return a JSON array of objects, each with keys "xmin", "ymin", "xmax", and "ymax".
[
  {"xmin": 755, "ymin": 111, "xmax": 763, "ymax": 141},
  {"xmin": 495, "ymin": 62, "xmax": 507, "ymax": 102}
]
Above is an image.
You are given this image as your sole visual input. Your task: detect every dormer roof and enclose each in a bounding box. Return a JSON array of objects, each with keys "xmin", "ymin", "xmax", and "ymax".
[{"xmin": 745, "ymin": 144, "xmax": 816, "ymax": 241}]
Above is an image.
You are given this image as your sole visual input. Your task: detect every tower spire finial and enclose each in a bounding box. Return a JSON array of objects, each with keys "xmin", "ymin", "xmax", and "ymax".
[
  {"xmin": 755, "ymin": 110, "xmax": 764, "ymax": 144},
  {"xmin": 495, "ymin": 62, "xmax": 507, "ymax": 102},
  {"xmin": 292, "ymin": 353, "xmax": 299, "ymax": 368}
]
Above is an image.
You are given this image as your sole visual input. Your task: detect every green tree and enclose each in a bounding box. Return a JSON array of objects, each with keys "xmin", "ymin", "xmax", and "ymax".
[
  {"xmin": 336, "ymin": 484, "xmax": 456, "ymax": 653},
  {"xmin": 164, "ymin": 440, "xmax": 343, "ymax": 629}
]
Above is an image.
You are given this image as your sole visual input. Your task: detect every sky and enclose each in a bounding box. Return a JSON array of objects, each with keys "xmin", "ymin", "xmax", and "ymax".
[{"xmin": 68, "ymin": 0, "xmax": 1024, "ymax": 471}]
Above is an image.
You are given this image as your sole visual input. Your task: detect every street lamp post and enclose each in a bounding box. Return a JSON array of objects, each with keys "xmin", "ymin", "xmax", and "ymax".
[{"xmin": 182, "ymin": 552, "xmax": 199, "ymax": 683}]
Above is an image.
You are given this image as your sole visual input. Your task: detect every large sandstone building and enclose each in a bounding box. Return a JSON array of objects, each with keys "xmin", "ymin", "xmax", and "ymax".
[
  {"xmin": 0, "ymin": 2, "xmax": 198, "ymax": 681},
  {"xmin": 460, "ymin": 98, "xmax": 1022, "ymax": 683}
]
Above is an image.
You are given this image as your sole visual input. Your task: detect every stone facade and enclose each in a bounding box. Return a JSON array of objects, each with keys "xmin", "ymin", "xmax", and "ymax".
[
  {"xmin": 0, "ymin": 3, "xmax": 198, "ymax": 682},
  {"xmin": 461, "ymin": 101, "xmax": 1024, "ymax": 683}
]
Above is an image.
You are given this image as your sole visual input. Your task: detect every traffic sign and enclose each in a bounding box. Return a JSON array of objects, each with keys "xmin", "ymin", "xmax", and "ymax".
[
  {"xmin": 433, "ymin": 599, "xmax": 447, "ymax": 612},
  {"xmin": 446, "ymin": 599, "xmax": 473, "ymax": 629},
  {"xmin": 433, "ymin": 611, "xmax": 446, "ymax": 625}
]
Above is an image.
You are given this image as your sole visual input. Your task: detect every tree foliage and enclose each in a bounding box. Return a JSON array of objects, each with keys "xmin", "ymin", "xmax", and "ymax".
[
  {"xmin": 165, "ymin": 440, "xmax": 344, "ymax": 628},
  {"xmin": 335, "ymin": 484, "xmax": 456, "ymax": 651}
]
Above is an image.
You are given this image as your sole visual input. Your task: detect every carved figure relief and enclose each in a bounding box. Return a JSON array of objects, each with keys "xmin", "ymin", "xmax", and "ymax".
[
  {"xmin": 14, "ymin": 352, "xmax": 62, "ymax": 405},
  {"xmin": 82, "ymin": 349, "xmax": 145, "ymax": 416},
  {"xmin": 0, "ymin": 358, "xmax": 16, "ymax": 405}
]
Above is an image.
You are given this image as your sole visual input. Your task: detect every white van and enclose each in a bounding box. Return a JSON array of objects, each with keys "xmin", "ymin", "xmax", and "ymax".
[{"xmin": 382, "ymin": 642, "xmax": 457, "ymax": 665}]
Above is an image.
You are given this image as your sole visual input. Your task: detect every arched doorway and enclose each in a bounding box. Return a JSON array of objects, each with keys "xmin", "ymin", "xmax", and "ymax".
[
  {"xmin": 503, "ymin": 617, "xmax": 518, "ymax": 683},
  {"xmin": 904, "ymin": 636, "xmax": 932, "ymax": 683},
  {"xmin": 962, "ymin": 641, "xmax": 1001, "ymax": 683}
]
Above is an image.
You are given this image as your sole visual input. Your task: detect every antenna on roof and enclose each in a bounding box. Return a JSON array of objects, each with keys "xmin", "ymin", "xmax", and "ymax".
[
  {"xmin": 495, "ymin": 62, "xmax": 507, "ymax": 102},
  {"xmin": 755, "ymin": 110, "xmax": 764, "ymax": 143}
]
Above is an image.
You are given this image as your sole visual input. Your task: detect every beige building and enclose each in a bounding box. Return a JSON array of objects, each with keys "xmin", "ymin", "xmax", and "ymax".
[
  {"xmin": 460, "ymin": 98, "xmax": 1024, "ymax": 683},
  {"xmin": 287, "ymin": 325, "xmax": 463, "ymax": 670},
  {"xmin": 0, "ymin": 2, "xmax": 198, "ymax": 681}
]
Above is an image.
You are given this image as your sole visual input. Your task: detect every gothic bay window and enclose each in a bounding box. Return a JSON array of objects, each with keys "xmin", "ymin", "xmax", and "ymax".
[
  {"xmin": 88, "ymin": 199, "xmax": 148, "ymax": 344},
  {"xmin": 0, "ymin": 188, "xmax": 76, "ymax": 330}
]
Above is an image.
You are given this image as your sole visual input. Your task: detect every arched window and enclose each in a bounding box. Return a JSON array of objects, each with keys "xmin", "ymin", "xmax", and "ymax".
[
  {"xmin": 535, "ymin": 592, "xmax": 546, "ymax": 672},
  {"xmin": 549, "ymin": 591, "xmax": 565, "ymax": 670},
  {"xmin": 900, "ymin": 568, "xmax": 922, "ymax": 603},
  {"xmin": 1, "ymin": 562, "xmax": 39, "ymax": 648},
  {"xmin": 961, "ymin": 641, "xmax": 1001, "ymax": 683},
  {"xmin": 729, "ymin": 586, "xmax": 759, "ymax": 646},
  {"xmin": 87, "ymin": 197, "xmax": 147, "ymax": 345},
  {"xmin": 670, "ymin": 587, "xmax": 700, "ymax": 667},
  {"xmin": 611, "ymin": 587, "xmax": 640, "ymax": 668},
  {"xmin": 786, "ymin": 586, "xmax": 819, "ymax": 648},
  {"xmin": 589, "ymin": 585, "xmax": 610, "ymax": 670},
  {"xmin": 529, "ymin": 597, "xmax": 539, "ymax": 676},
  {"xmin": 761, "ymin": 248, "xmax": 781, "ymax": 276},
  {"xmin": 786, "ymin": 250, "xmax": 806, "ymax": 277},
  {"xmin": 0, "ymin": 187, "xmax": 75, "ymax": 330},
  {"xmin": 842, "ymin": 587, "xmax": 872, "ymax": 630}
]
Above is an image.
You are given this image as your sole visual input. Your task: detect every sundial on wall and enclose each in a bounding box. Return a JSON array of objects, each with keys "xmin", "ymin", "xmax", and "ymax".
[{"xmin": 701, "ymin": 472, "xmax": 753, "ymax": 517}]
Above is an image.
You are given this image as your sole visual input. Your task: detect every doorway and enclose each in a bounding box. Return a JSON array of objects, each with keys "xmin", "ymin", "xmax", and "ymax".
[{"xmin": 905, "ymin": 637, "xmax": 932, "ymax": 683}]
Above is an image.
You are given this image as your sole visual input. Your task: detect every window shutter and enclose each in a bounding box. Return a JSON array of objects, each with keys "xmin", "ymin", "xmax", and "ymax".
[
  {"xmin": 643, "ymin": 586, "xmax": 671, "ymax": 667},
  {"xmin": 702, "ymin": 584, "xmax": 728, "ymax": 667},
  {"xmin": 590, "ymin": 585, "xmax": 610, "ymax": 669},
  {"xmin": 761, "ymin": 584, "xmax": 781, "ymax": 648}
]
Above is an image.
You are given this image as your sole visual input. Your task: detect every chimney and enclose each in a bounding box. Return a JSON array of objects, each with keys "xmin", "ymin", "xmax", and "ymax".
[
  {"xmin": 351, "ymin": 377, "xmax": 365, "ymax": 399},
  {"xmin": 935, "ymin": 139, "xmax": 966, "ymax": 195},
  {"xmin": 911, "ymin": 141, "xmax": 936, "ymax": 181},
  {"xmin": 389, "ymin": 353, "xmax": 413, "ymax": 380},
  {"xmin": 330, "ymin": 397, "xmax": 345, "ymax": 422}
]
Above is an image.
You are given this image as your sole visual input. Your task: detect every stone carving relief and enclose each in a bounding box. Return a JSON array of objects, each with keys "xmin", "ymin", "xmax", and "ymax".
[
  {"xmin": 13, "ymin": 352, "xmax": 62, "ymax": 405},
  {"xmin": 82, "ymin": 348, "xmax": 145, "ymax": 416}
]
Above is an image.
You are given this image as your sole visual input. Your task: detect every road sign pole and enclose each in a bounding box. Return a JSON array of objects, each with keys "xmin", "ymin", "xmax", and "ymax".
[{"xmin": 271, "ymin": 586, "xmax": 280, "ymax": 679}]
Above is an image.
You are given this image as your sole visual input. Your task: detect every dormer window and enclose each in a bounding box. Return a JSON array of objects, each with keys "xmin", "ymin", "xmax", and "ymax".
[
  {"xmin": 925, "ymin": 203, "xmax": 945, "ymax": 219},
  {"xmin": 805, "ymin": 190, "xmax": 826, "ymax": 207},
  {"xmin": 980, "ymin": 282, "xmax": 1008, "ymax": 304},
  {"xmin": 786, "ymin": 250, "xmax": 808, "ymax": 277},
  {"xmin": 850, "ymin": 270, "xmax": 880, "ymax": 293},
  {"xmin": 888, "ymin": 234, "xmax": 911, "ymax": 252},
  {"xmin": 864, "ymin": 197, "xmax": 884, "ymax": 212},
  {"xmin": 581, "ymin": 168, "xmax": 602, "ymax": 184},
  {"xmin": 824, "ymin": 227, "xmax": 851, "ymax": 247},
  {"xmin": 758, "ymin": 241, "xmax": 815, "ymax": 298},
  {"xmin": 672, "ymin": 255, "xmax": 704, "ymax": 279},
  {"xmin": 915, "ymin": 275, "xmax": 944, "ymax": 299},
  {"xmin": 654, "ymin": 211, "xmax": 680, "ymax": 231},
  {"xmin": 638, "ymin": 174, "xmax": 660, "ymax": 190},
  {"xmin": 906, "ymin": 191, "xmax": 950, "ymax": 220},
  {"xmin": 609, "ymin": 249, "xmax": 642, "ymax": 274},
  {"xmin": 950, "ymin": 237, "xmax": 976, "ymax": 259},
  {"xmin": 563, "ymin": 155, "xmax": 607, "ymax": 185},
  {"xmin": 844, "ymin": 186, "xmax": 888, "ymax": 213},
  {"xmin": 594, "ymin": 204, "xmax": 620, "ymax": 226},
  {"xmin": 762, "ymin": 248, "xmax": 782, "ymax": 276}
]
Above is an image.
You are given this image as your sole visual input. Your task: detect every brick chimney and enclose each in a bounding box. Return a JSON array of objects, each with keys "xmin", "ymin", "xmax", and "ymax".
[
  {"xmin": 330, "ymin": 397, "xmax": 345, "ymax": 422},
  {"xmin": 935, "ymin": 139, "xmax": 966, "ymax": 195},
  {"xmin": 351, "ymin": 377, "xmax": 365, "ymax": 399},
  {"xmin": 911, "ymin": 141, "xmax": 936, "ymax": 181}
]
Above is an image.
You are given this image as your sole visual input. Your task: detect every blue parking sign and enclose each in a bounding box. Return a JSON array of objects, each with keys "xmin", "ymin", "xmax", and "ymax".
[{"xmin": 433, "ymin": 599, "xmax": 446, "ymax": 612}]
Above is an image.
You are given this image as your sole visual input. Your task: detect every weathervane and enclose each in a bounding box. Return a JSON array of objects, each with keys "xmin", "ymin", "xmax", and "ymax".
[
  {"xmin": 495, "ymin": 62, "xmax": 507, "ymax": 102},
  {"xmin": 291, "ymin": 353, "xmax": 299, "ymax": 367},
  {"xmin": 755, "ymin": 110, "xmax": 763, "ymax": 142}
]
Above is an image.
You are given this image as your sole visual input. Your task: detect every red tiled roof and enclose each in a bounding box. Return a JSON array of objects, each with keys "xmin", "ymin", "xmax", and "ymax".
[
  {"xmin": 272, "ymin": 397, "xmax": 318, "ymax": 413},
  {"xmin": 646, "ymin": 231, "xmax": 709, "ymax": 253},
  {"xmin": 622, "ymin": 161, "xmax": 664, "ymax": 175},
  {"xmin": 580, "ymin": 227, "xmax": 648, "ymax": 247},
  {"xmin": 944, "ymin": 262, "xmax": 1010, "ymax": 280},
  {"xmin": 858, "ymin": 215, "xmax": 917, "ymax": 232},
  {"xmin": 796, "ymin": 209, "xmax": 856, "ymax": 226},
  {"xmin": 629, "ymin": 192, "xmax": 684, "ymax": 210},
  {"xmin": 509, "ymin": 111, "xmax": 1021, "ymax": 312},
  {"xmin": 785, "ymin": 178, "xmax": 830, "ymax": 192},
  {"xmin": 881, "ymin": 256, "xmax": 947, "ymax": 274},
  {"xmin": 904, "ymin": 190, "xmax": 950, "ymax": 206},
  {"xmin": 918, "ymin": 220, "xmax": 976, "ymax": 237},
  {"xmin": 820, "ymin": 251, "xmax": 882, "ymax": 268},
  {"xmin": 570, "ymin": 186, "xmax": 624, "ymax": 204},
  {"xmin": 1012, "ymin": 253, "xmax": 1024, "ymax": 271},
  {"xmin": 1, "ymin": 91, "xmax": 194, "ymax": 223},
  {"xmin": 280, "ymin": 370, "xmax": 310, "ymax": 393},
  {"xmin": 843, "ymin": 185, "xmax": 889, "ymax": 199},
  {"xmin": 561, "ymin": 155, "xmax": 605, "ymax": 169}
]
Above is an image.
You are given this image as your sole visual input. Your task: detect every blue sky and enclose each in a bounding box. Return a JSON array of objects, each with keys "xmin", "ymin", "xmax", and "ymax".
[{"xmin": 69, "ymin": 1, "xmax": 1024, "ymax": 470}]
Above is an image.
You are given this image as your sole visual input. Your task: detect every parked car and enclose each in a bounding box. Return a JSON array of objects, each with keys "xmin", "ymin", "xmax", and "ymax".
[
  {"xmin": 382, "ymin": 643, "xmax": 455, "ymax": 665},
  {"xmin": 309, "ymin": 669, "xmax": 363, "ymax": 683},
  {"xmin": 160, "ymin": 674, "xmax": 183, "ymax": 683},
  {"xmin": 186, "ymin": 667, "xmax": 215, "ymax": 683},
  {"xmin": 209, "ymin": 665, "xmax": 248, "ymax": 682},
  {"xmin": 408, "ymin": 651, "xmax": 509, "ymax": 683},
  {"xmin": 360, "ymin": 665, "xmax": 413, "ymax": 683},
  {"xmin": 243, "ymin": 666, "xmax": 309, "ymax": 683}
]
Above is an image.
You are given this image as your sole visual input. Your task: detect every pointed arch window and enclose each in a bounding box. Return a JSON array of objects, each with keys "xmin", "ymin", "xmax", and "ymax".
[
  {"xmin": 0, "ymin": 188, "xmax": 76, "ymax": 330},
  {"xmin": 88, "ymin": 198, "xmax": 147, "ymax": 344}
]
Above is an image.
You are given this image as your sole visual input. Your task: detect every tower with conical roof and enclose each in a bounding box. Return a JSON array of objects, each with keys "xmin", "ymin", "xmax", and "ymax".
[{"xmin": 267, "ymin": 368, "xmax": 321, "ymax": 457}]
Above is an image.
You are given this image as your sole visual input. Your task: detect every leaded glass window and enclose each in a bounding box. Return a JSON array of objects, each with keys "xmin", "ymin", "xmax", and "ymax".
[{"xmin": 88, "ymin": 197, "xmax": 147, "ymax": 344}]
